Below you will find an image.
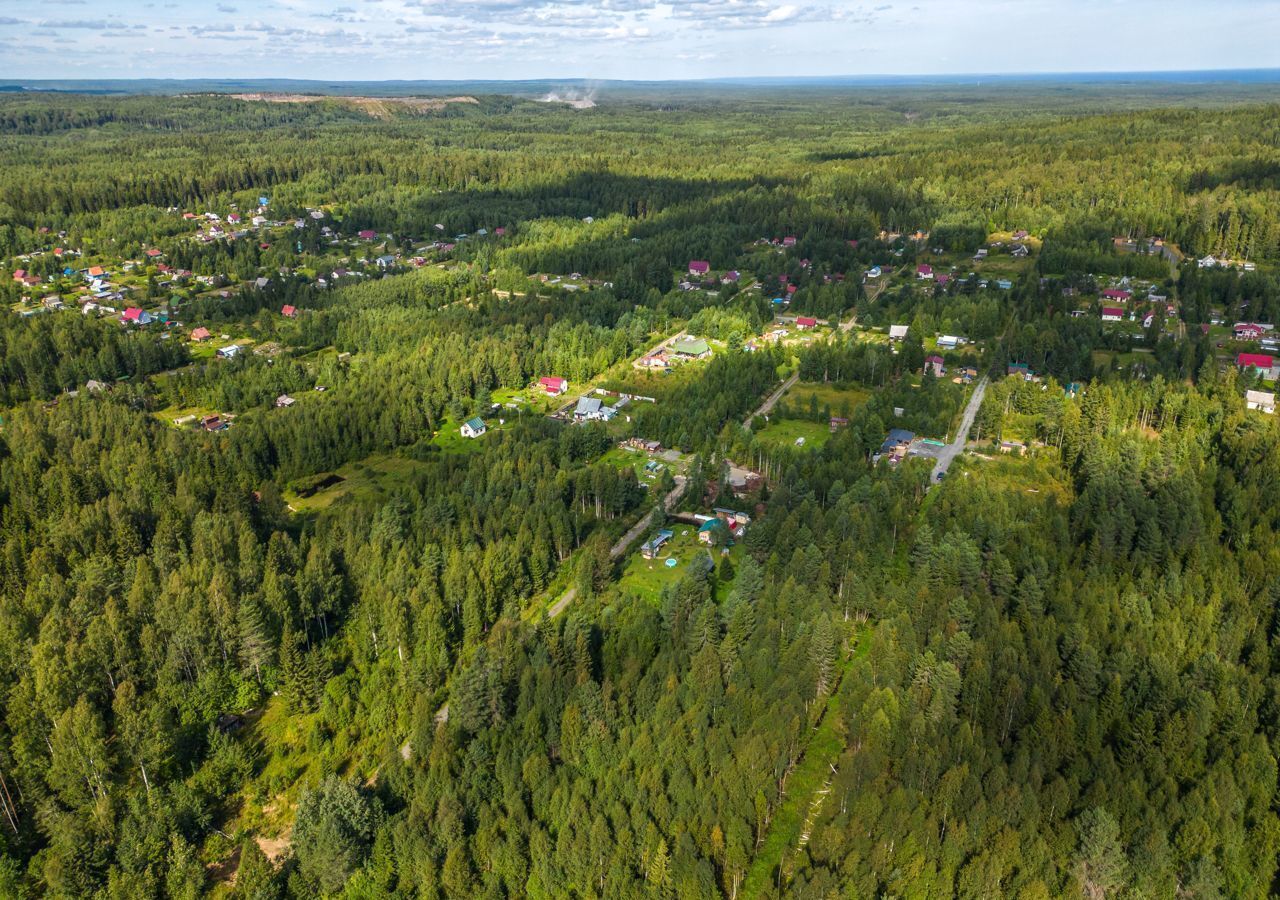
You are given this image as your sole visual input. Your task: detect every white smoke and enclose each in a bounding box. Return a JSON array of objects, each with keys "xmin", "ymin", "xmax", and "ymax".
[{"xmin": 537, "ymin": 85, "xmax": 598, "ymax": 109}]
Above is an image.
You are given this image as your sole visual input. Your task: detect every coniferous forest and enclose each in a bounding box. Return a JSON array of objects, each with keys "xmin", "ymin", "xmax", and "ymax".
[{"xmin": 1, "ymin": 82, "xmax": 1280, "ymax": 898}]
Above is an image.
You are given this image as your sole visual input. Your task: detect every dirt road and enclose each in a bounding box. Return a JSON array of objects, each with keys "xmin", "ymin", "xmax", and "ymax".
[
  {"xmin": 547, "ymin": 475, "xmax": 687, "ymax": 619},
  {"xmin": 745, "ymin": 372, "xmax": 799, "ymax": 429}
]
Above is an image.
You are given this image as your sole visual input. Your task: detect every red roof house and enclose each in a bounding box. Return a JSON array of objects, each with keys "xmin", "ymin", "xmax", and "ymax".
[
  {"xmin": 122, "ymin": 307, "xmax": 146, "ymax": 323},
  {"xmin": 782, "ymin": 236, "xmax": 797, "ymax": 247},
  {"xmin": 688, "ymin": 260, "xmax": 710, "ymax": 276},
  {"xmin": 916, "ymin": 264, "xmax": 933, "ymax": 279},
  {"xmin": 1101, "ymin": 289, "xmax": 1131, "ymax": 301},
  {"xmin": 494, "ymin": 227, "xmax": 507, "ymax": 236},
  {"xmin": 281, "ymin": 305, "xmax": 298, "ymax": 318},
  {"xmin": 12, "ymin": 269, "xmax": 25, "ymax": 281},
  {"xmin": 1234, "ymin": 323, "xmax": 1264, "ymax": 340},
  {"xmin": 795, "ymin": 316, "xmax": 818, "ymax": 329},
  {"xmin": 1237, "ymin": 353, "xmax": 1275, "ymax": 372},
  {"xmin": 1101, "ymin": 307, "xmax": 1124, "ymax": 321},
  {"xmin": 358, "ymin": 229, "xmax": 377, "ymax": 240},
  {"xmin": 190, "ymin": 327, "xmax": 211, "ymax": 341},
  {"xmin": 145, "ymin": 249, "xmax": 163, "ymax": 258},
  {"xmin": 540, "ymin": 376, "xmax": 567, "ymax": 395}
]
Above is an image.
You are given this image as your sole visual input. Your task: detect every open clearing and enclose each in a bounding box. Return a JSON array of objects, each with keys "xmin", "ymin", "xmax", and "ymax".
[{"xmin": 229, "ymin": 93, "xmax": 479, "ymax": 118}]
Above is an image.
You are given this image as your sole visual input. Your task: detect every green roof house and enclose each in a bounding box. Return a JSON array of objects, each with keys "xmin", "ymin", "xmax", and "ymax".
[{"xmin": 671, "ymin": 338, "xmax": 711, "ymax": 359}]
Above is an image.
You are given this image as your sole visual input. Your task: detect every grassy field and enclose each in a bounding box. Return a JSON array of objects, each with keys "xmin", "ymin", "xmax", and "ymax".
[
  {"xmin": 614, "ymin": 523, "xmax": 742, "ymax": 603},
  {"xmin": 785, "ymin": 381, "xmax": 871, "ymax": 417},
  {"xmin": 756, "ymin": 418, "xmax": 832, "ymax": 451},
  {"xmin": 616, "ymin": 526, "xmax": 709, "ymax": 602},
  {"xmin": 282, "ymin": 452, "xmax": 431, "ymax": 512},
  {"xmin": 152, "ymin": 403, "xmax": 223, "ymax": 427},
  {"xmin": 430, "ymin": 416, "xmax": 491, "ymax": 454}
]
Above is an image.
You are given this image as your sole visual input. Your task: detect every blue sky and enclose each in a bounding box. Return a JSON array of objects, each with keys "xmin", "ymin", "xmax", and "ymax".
[{"xmin": 0, "ymin": 0, "xmax": 1276, "ymax": 81}]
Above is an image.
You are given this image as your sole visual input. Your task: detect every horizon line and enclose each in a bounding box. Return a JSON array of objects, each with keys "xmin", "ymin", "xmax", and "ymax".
[{"xmin": 2, "ymin": 67, "xmax": 1280, "ymax": 87}]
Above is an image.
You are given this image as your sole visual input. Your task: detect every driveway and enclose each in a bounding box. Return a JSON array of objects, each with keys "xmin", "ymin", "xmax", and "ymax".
[
  {"xmin": 930, "ymin": 377, "xmax": 988, "ymax": 482},
  {"xmin": 745, "ymin": 372, "xmax": 799, "ymax": 428}
]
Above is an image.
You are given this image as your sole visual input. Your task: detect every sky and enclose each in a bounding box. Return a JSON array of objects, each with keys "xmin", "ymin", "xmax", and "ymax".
[{"xmin": 0, "ymin": 0, "xmax": 1277, "ymax": 82}]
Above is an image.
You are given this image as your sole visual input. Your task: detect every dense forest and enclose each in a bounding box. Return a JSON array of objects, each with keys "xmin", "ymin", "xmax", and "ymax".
[{"xmin": 1, "ymin": 85, "xmax": 1280, "ymax": 898}]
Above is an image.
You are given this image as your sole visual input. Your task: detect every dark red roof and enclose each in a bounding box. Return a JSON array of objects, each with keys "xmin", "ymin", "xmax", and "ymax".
[
  {"xmin": 796, "ymin": 316, "xmax": 817, "ymax": 327},
  {"xmin": 281, "ymin": 305, "xmax": 297, "ymax": 317},
  {"xmin": 1237, "ymin": 353, "xmax": 1274, "ymax": 369},
  {"xmin": 1101, "ymin": 307, "xmax": 1124, "ymax": 318}
]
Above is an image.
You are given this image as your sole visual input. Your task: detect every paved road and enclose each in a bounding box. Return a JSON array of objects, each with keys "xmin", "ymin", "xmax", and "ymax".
[
  {"xmin": 930, "ymin": 377, "xmax": 988, "ymax": 483},
  {"xmin": 745, "ymin": 372, "xmax": 799, "ymax": 428},
  {"xmin": 547, "ymin": 475, "xmax": 688, "ymax": 619}
]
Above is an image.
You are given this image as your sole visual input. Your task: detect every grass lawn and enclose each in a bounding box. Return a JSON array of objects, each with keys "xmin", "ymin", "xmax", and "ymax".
[
  {"xmin": 1001, "ymin": 411, "xmax": 1040, "ymax": 443},
  {"xmin": 430, "ymin": 416, "xmax": 491, "ymax": 454},
  {"xmin": 616, "ymin": 526, "xmax": 718, "ymax": 603},
  {"xmin": 282, "ymin": 452, "xmax": 431, "ymax": 513},
  {"xmin": 152, "ymin": 403, "xmax": 222, "ymax": 427},
  {"xmin": 756, "ymin": 418, "xmax": 832, "ymax": 451}
]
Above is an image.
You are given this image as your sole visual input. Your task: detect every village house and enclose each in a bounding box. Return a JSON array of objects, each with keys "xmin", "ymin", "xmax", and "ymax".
[
  {"xmin": 1101, "ymin": 307, "xmax": 1124, "ymax": 322},
  {"xmin": 641, "ymin": 529, "xmax": 673, "ymax": 559},
  {"xmin": 877, "ymin": 428, "xmax": 915, "ymax": 464},
  {"xmin": 937, "ymin": 334, "xmax": 965, "ymax": 349},
  {"xmin": 461, "ymin": 417, "xmax": 487, "ymax": 438},
  {"xmin": 916, "ymin": 264, "xmax": 934, "ymax": 280},
  {"xmin": 358, "ymin": 229, "xmax": 377, "ymax": 240},
  {"xmin": 217, "ymin": 345, "xmax": 242, "ymax": 360},
  {"xmin": 276, "ymin": 394, "xmax": 296, "ymax": 409},
  {"xmin": 889, "ymin": 324, "xmax": 909, "ymax": 341},
  {"xmin": 795, "ymin": 316, "xmax": 818, "ymax": 330},
  {"xmin": 924, "ymin": 355, "xmax": 945, "ymax": 377},
  {"xmin": 1008, "ymin": 362, "xmax": 1033, "ymax": 380},
  {"xmin": 670, "ymin": 338, "xmax": 712, "ymax": 360},
  {"xmin": 1246, "ymin": 390, "xmax": 1276, "ymax": 414},
  {"xmin": 201, "ymin": 414, "xmax": 227, "ymax": 432},
  {"xmin": 121, "ymin": 307, "xmax": 152, "ymax": 325},
  {"xmin": 375, "ymin": 255, "xmax": 397, "ymax": 269},
  {"xmin": 281, "ymin": 305, "xmax": 298, "ymax": 318},
  {"xmin": 540, "ymin": 376, "xmax": 568, "ymax": 396},
  {"xmin": 1101, "ymin": 288, "xmax": 1132, "ymax": 303},
  {"xmin": 1011, "ymin": 244, "xmax": 1029, "ymax": 258},
  {"xmin": 1237, "ymin": 353, "xmax": 1279, "ymax": 380},
  {"xmin": 688, "ymin": 260, "xmax": 711, "ymax": 277},
  {"xmin": 1234, "ymin": 322, "xmax": 1266, "ymax": 341}
]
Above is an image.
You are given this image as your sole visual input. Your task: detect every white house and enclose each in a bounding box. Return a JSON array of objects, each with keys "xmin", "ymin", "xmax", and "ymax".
[
  {"xmin": 217, "ymin": 344, "xmax": 242, "ymax": 359},
  {"xmin": 1246, "ymin": 390, "xmax": 1275, "ymax": 414},
  {"xmin": 461, "ymin": 417, "xmax": 487, "ymax": 438}
]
